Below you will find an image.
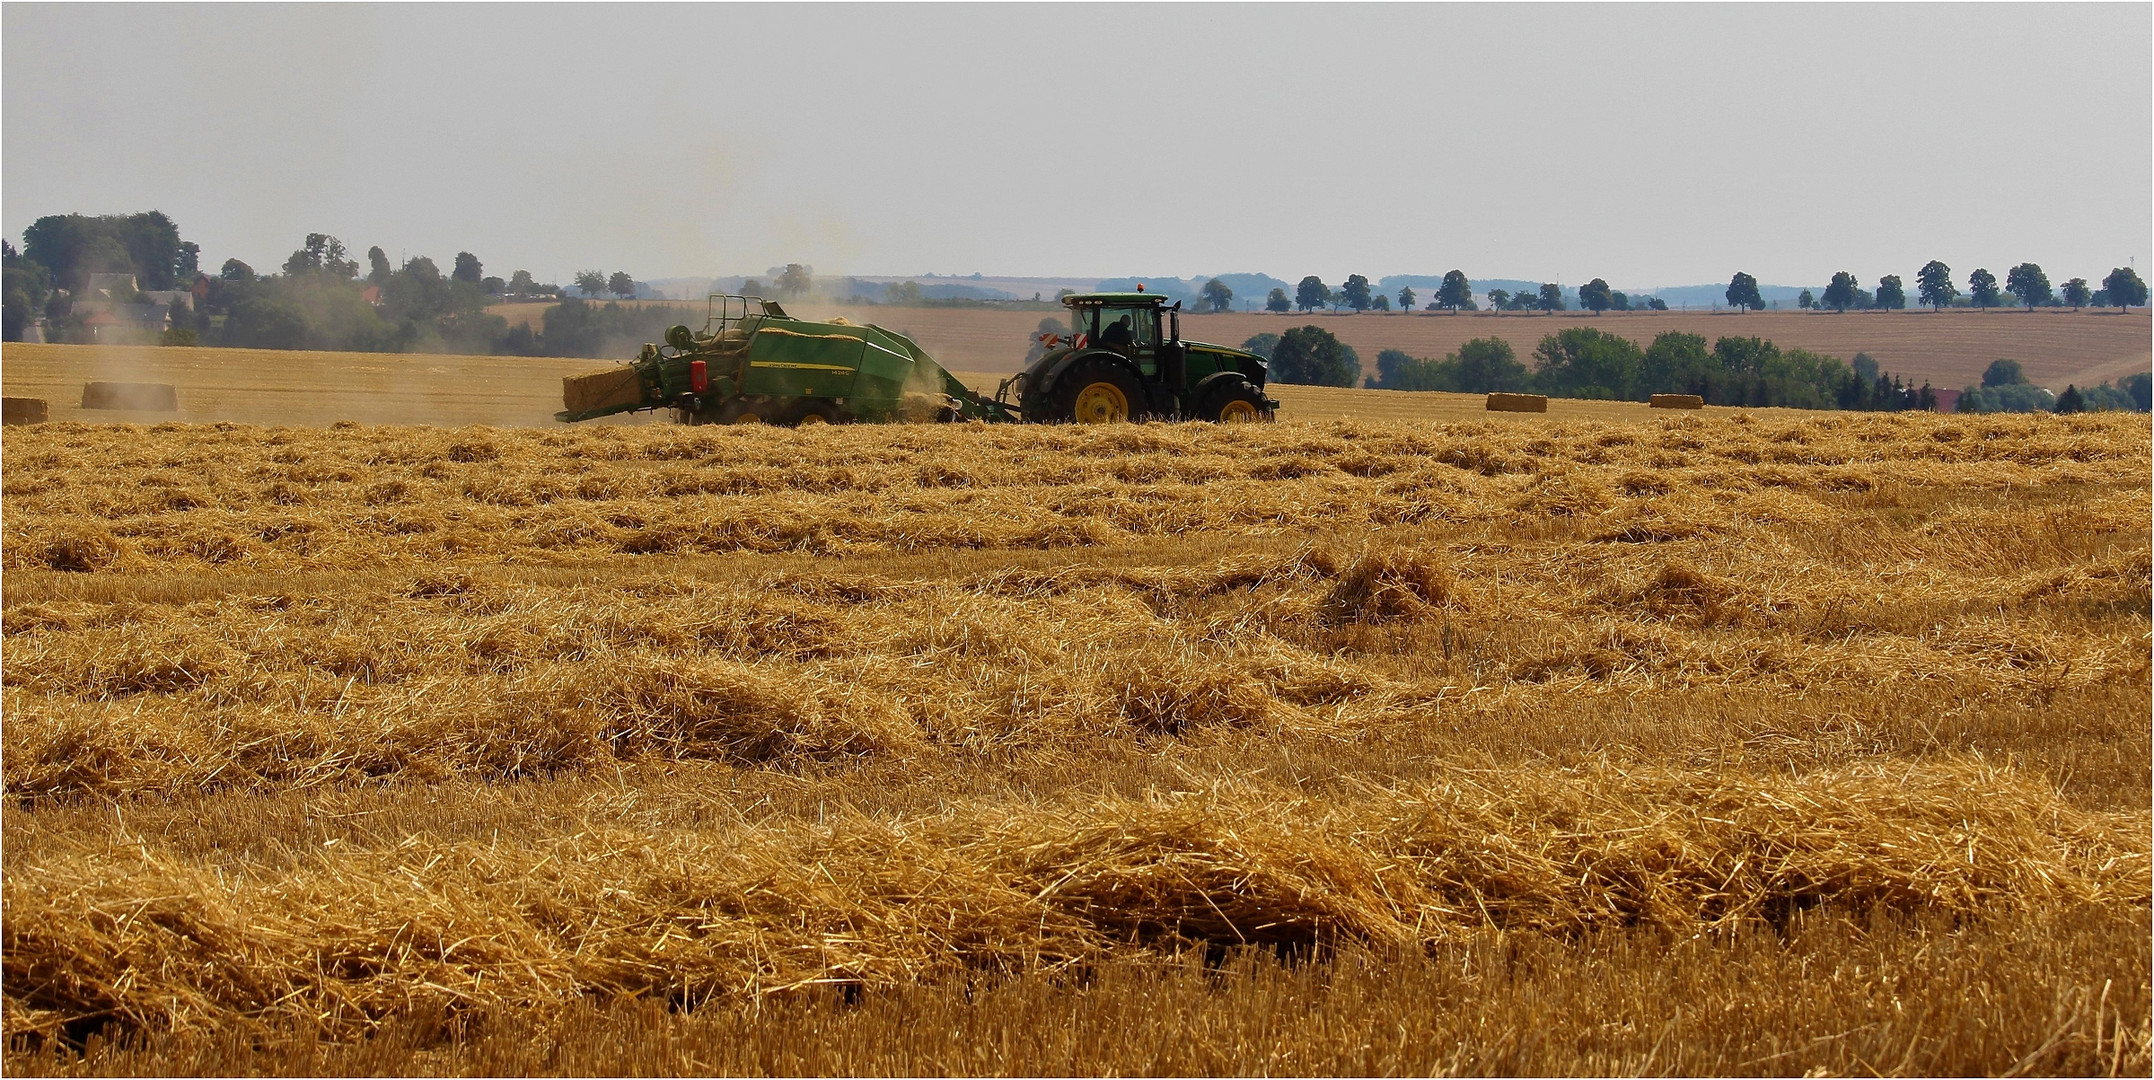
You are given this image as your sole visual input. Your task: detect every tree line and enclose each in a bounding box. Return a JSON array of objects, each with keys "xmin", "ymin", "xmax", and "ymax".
[
  {"xmin": 1188, "ymin": 264, "xmax": 2149, "ymax": 317},
  {"xmin": 0, "ymin": 212, "xmax": 678, "ymax": 357},
  {"xmin": 1731, "ymin": 262, "xmax": 2149, "ymax": 313},
  {"xmin": 1242, "ymin": 323, "xmax": 2149, "ymax": 414}
]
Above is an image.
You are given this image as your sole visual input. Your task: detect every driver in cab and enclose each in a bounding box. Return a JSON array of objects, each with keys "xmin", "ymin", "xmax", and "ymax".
[{"xmin": 1098, "ymin": 314, "xmax": 1135, "ymax": 347}]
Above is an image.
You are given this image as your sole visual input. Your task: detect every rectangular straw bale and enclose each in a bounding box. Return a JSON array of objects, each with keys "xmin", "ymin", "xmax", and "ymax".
[
  {"xmin": 1650, "ymin": 394, "xmax": 1705, "ymax": 409},
  {"xmin": 80, "ymin": 382, "xmax": 177, "ymax": 411},
  {"xmin": 2, "ymin": 397, "xmax": 48, "ymax": 425},
  {"xmin": 1485, "ymin": 392, "xmax": 1548, "ymax": 413},
  {"xmin": 563, "ymin": 366, "xmax": 647, "ymax": 414}
]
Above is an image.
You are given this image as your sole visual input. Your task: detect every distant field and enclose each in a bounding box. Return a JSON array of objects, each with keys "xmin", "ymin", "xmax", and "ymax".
[
  {"xmin": 774, "ymin": 302, "xmax": 2151, "ymax": 394},
  {"xmin": 2, "ymin": 343, "xmax": 1681, "ymax": 428}
]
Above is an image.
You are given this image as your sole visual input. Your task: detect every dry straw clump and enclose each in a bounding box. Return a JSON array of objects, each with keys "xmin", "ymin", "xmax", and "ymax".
[{"xmin": 4, "ymin": 413, "xmax": 2143, "ymax": 574}]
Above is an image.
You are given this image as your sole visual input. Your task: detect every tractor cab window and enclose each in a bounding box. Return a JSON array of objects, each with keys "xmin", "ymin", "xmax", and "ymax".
[
  {"xmin": 1070, "ymin": 306, "xmax": 1100, "ymax": 343},
  {"xmin": 1096, "ymin": 306, "xmax": 1157, "ymax": 349}
]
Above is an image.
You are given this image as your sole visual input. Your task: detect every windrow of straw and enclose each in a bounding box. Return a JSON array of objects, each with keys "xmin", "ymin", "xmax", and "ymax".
[
  {"xmin": 3, "ymin": 413, "xmax": 2143, "ymax": 574},
  {"xmin": 4, "ymin": 758, "xmax": 2144, "ymax": 1041},
  {"xmin": 4, "ymin": 519, "xmax": 2143, "ymax": 801}
]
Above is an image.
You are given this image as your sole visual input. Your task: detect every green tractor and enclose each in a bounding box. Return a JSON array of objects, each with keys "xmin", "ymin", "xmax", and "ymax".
[
  {"xmin": 556, "ymin": 295, "xmax": 1016, "ymax": 426},
  {"xmin": 1003, "ymin": 291, "xmax": 1277, "ymax": 423}
]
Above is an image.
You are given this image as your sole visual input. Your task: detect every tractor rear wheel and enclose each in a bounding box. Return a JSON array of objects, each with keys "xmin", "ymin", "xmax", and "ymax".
[
  {"xmin": 1197, "ymin": 379, "xmax": 1272, "ymax": 423},
  {"xmin": 1056, "ymin": 358, "xmax": 1145, "ymax": 424}
]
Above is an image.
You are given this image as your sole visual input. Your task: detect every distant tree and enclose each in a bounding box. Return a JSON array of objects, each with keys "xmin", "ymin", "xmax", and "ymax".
[
  {"xmin": 284, "ymin": 233, "xmax": 331, "ymax": 277},
  {"xmin": 2004, "ymin": 263, "xmax": 2051, "ymax": 310},
  {"xmin": 776, "ymin": 263, "xmax": 813, "ymax": 297},
  {"xmin": 452, "ymin": 252, "xmax": 483, "ymax": 285},
  {"xmin": 1822, "ymin": 271, "xmax": 1859, "ymax": 313},
  {"xmin": 1373, "ymin": 348, "xmax": 1418, "ymax": 388},
  {"xmin": 1453, "ymin": 336, "xmax": 1528, "ymax": 392},
  {"xmin": 1435, "ymin": 270, "xmax": 1474, "ymax": 313},
  {"xmin": 608, "ymin": 272, "xmax": 636, "ymax": 299},
  {"xmin": 1957, "ymin": 381, "xmax": 2055, "ymax": 413},
  {"xmin": 1968, "ymin": 267, "xmax": 2001, "ymax": 308},
  {"xmin": 2078, "ymin": 383, "xmax": 2136, "ymax": 411},
  {"xmin": 1200, "ymin": 277, "xmax": 1234, "ymax": 313},
  {"xmin": 1532, "ymin": 326, "xmax": 1644, "ymax": 399},
  {"xmin": 1646, "ymin": 297, "xmax": 1668, "ymax": 311},
  {"xmin": 1265, "ymin": 287, "xmax": 1291, "ymax": 313},
  {"xmin": 1610, "ymin": 291, "xmax": 1630, "ymax": 311},
  {"xmin": 508, "ymin": 269, "xmax": 538, "ymax": 295},
  {"xmin": 480, "ymin": 276, "xmax": 506, "ymax": 295},
  {"xmin": 2103, "ymin": 266, "xmax": 2148, "ymax": 311},
  {"xmin": 574, "ymin": 270, "xmax": 607, "ymax": 298},
  {"xmin": 1725, "ymin": 271, "xmax": 1764, "ymax": 312},
  {"xmin": 880, "ymin": 280, "xmax": 919, "ymax": 305},
  {"xmin": 1536, "ymin": 282, "xmax": 1563, "ymax": 312},
  {"xmin": 2054, "ymin": 384, "xmax": 2087, "ymax": 413},
  {"xmin": 1240, "ymin": 332, "xmax": 1280, "ymax": 359},
  {"xmin": 175, "ymin": 242, "xmax": 200, "ymax": 278},
  {"xmin": 1875, "ymin": 274, "xmax": 1906, "ymax": 310},
  {"xmin": 1268, "ymin": 324, "xmax": 1360, "ymax": 386},
  {"xmin": 1370, "ymin": 294, "xmax": 1391, "ymax": 312},
  {"xmin": 1916, "ymin": 260, "xmax": 1957, "ymax": 311},
  {"xmin": 1486, "ymin": 287, "xmax": 1511, "ymax": 311},
  {"xmin": 2060, "ymin": 277, "xmax": 2091, "ymax": 309},
  {"xmin": 1798, "ymin": 289, "xmax": 1814, "ymax": 310},
  {"xmin": 1339, "ymin": 274, "xmax": 1373, "ymax": 312},
  {"xmin": 1852, "ymin": 352, "xmax": 1880, "ymax": 384},
  {"xmin": 222, "ymin": 294, "xmax": 310, "ymax": 349},
  {"xmin": 368, "ymin": 246, "xmax": 393, "ymax": 287},
  {"xmin": 22, "ymin": 211, "xmax": 188, "ymax": 290},
  {"xmin": 1055, "ymin": 288, "xmax": 1076, "ymax": 301},
  {"xmin": 1982, "ymin": 358, "xmax": 2025, "ymax": 387},
  {"xmin": 1579, "ymin": 277, "xmax": 1614, "ymax": 315},
  {"xmin": 1294, "ymin": 275, "xmax": 1331, "ymax": 312},
  {"xmin": 2121, "ymin": 371, "xmax": 2153, "ymax": 411},
  {"xmin": 1396, "ymin": 286, "xmax": 1416, "ymax": 311},
  {"xmin": 220, "ymin": 258, "xmax": 255, "ymax": 282}
]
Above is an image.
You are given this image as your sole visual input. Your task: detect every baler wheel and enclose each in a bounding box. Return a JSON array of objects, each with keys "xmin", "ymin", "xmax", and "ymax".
[{"xmin": 716, "ymin": 399, "xmax": 766, "ymax": 425}]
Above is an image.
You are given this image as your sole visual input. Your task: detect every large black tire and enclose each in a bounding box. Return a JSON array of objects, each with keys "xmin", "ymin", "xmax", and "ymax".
[
  {"xmin": 1054, "ymin": 357, "xmax": 1147, "ymax": 424},
  {"xmin": 1196, "ymin": 378, "xmax": 1272, "ymax": 423}
]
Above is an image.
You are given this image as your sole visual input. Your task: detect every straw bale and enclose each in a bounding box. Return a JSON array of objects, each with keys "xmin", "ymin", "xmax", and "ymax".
[
  {"xmin": 1650, "ymin": 394, "xmax": 1705, "ymax": 409},
  {"xmin": 1486, "ymin": 392, "xmax": 1548, "ymax": 413},
  {"xmin": 562, "ymin": 366, "xmax": 646, "ymax": 415},
  {"xmin": 2, "ymin": 396, "xmax": 48, "ymax": 425},
  {"xmin": 79, "ymin": 382, "xmax": 178, "ymax": 411}
]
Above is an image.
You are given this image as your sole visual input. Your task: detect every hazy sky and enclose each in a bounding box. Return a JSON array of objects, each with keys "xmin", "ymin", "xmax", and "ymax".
[{"xmin": 5, "ymin": 3, "xmax": 2148, "ymax": 289}]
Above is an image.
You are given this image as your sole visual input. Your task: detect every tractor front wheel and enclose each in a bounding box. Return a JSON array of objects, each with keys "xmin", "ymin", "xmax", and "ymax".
[
  {"xmin": 1057, "ymin": 359, "xmax": 1145, "ymax": 424},
  {"xmin": 1197, "ymin": 379, "xmax": 1272, "ymax": 423}
]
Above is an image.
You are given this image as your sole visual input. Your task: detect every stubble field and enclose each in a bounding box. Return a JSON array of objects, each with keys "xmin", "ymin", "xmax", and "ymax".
[{"xmin": 1, "ymin": 399, "xmax": 2148, "ymax": 1074}]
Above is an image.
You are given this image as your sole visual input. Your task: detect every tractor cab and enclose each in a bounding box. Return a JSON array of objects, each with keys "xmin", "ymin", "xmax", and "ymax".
[{"xmin": 1063, "ymin": 292, "xmax": 1181, "ymax": 381}]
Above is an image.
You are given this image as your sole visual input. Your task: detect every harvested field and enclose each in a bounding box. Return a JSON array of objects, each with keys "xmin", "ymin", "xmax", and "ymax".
[
  {"xmin": 3, "ymin": 410, "xmax": 2149, "ymax": 1074},
  {"xmin": 3, "ymin": 343, "xmax": 1664, "ymax": 428}
]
